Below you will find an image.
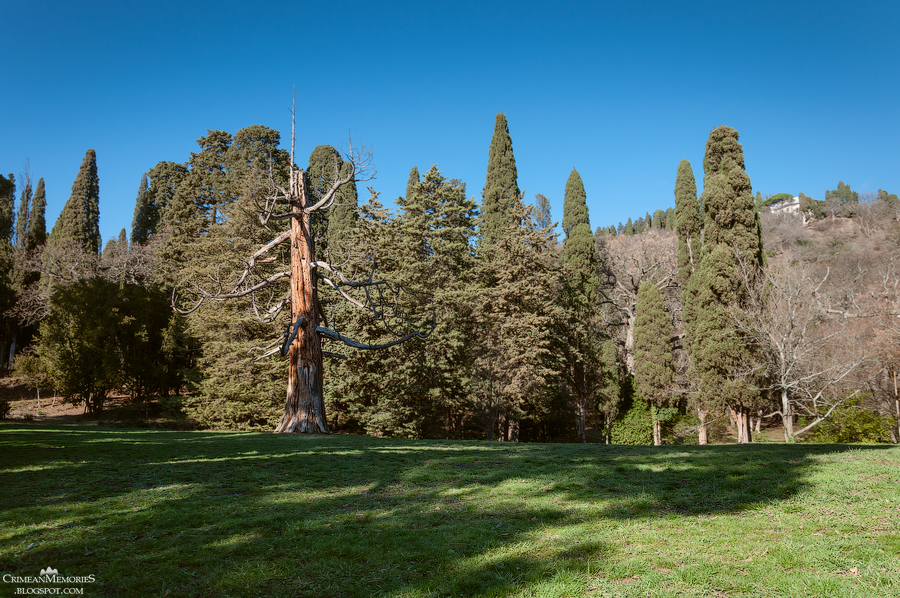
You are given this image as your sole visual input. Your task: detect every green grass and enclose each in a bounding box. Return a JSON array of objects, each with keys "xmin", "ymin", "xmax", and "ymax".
[{"xmin": 1, "ymin": 423, "xmax": 898, "ymax": 597}]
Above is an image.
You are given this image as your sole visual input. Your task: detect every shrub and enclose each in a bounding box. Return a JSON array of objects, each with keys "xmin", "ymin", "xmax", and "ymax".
[
  {"xmin": 804, "ymin": 396, "xmax": 894, "ymax": 443},
  {"xmin": 610, "ymin": 397, "xmax": 653, "ymax": 445}
]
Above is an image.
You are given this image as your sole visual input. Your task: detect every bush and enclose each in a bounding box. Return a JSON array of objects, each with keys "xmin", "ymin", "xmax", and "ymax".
[
  {"xmin": 0, "ymin": 400, "xmax": 10, "ymax": 420},
  {"xmin": 804, "ymin": 397, "xmax": 894, "ymax": 443},
  {"xmin": 610, "ymin": 397, "xmax": 653, "ymax": 445}
]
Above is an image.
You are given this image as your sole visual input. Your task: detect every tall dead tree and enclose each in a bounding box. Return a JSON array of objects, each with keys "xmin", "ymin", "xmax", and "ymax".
[{"xmin": 176, "ymin": 105, "xmax": 432, "ymax": 433}]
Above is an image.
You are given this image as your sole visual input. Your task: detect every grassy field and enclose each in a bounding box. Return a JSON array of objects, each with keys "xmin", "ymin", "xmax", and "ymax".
[{"xmin": 0, "ymin": 423, "xmax": 898, "ymax": 597}]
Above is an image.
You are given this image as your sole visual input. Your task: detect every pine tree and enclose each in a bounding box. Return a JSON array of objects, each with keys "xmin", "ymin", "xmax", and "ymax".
[
  {"xmin": 49, "ymin": 149, "xmax": 100, "ymax": 253},
  {"xmin": 633, "ymin": 281, "xmax": 676, "ymax": 445},
  {"xmin": 25, "ymin": 178, "xmax": 46, "ymax": 250},
  {"xmin": 480, "ymin": 113, "xmax": 520, "ymax": 246},
  {"xmin": 625, "ymin": 217, "xmax": 634, "ymax": 236},
  {"xmin": 674, "ymin": 159, "xmax": 701, "ymax": 290},
  {"xmin": 130, "ymin": 173, "xmax": 151, "ymax": 245}
]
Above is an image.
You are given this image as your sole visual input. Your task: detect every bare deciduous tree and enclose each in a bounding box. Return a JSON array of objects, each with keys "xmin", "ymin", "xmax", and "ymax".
[
  {"xmin": 598, "ymin": 229, "xmax": 678, "ymax": 374},
  {"xmin": 734, "ymin": 259, "xmax": 875, "ymax": 440}
]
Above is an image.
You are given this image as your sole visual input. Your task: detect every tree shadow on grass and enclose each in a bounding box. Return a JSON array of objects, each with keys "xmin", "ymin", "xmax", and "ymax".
[{"xmin": 0, "ymin": 423, "xmax": 896, "ymax": 597}]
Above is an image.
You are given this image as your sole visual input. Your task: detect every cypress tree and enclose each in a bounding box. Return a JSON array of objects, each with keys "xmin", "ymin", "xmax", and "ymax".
[
  {"xmin": 328, "ymin": 160, "xmax": 358, "ymax": 240},
  {"xmin": 25, "ymin": 178, "xmax": 47, "ymax": 250},
  {"xmin": 49, "ymin": 149, "xmax": 100, "ymax": 253},
  {"xmin": 633, "ymin": 281, "xmax": 676, "ymax": 445},
  {"xmin": 561, "ymin": 169, "xmax": 596, "ymax": 284},
  {"xmin": 701, "ymin": 127, "xmax": 762, "ymax": 266},
  {"xmin": 687, "ymin": 126, "xmax": 764, "ymax": 443},
  {"xmin": 560, "ymin": 168, "xmax": 600, "ymax": 442},
  {"xmin": 15, "ymin": 175, "xmax": 31, "ymax": 249},
  {"xmin": 131, "ymin": 173, "xmax": 151, "ymax": 245},
  {"xmin": 0, "ymin": 175, "xmax": 14, "ymax": 249},
  {"xmin": 480, "ymin": 113, "xmax": 520, "ymax": 246},
  {"xmin": 674, "ymin": 159, "xmax": 701, "ymax": 290}
]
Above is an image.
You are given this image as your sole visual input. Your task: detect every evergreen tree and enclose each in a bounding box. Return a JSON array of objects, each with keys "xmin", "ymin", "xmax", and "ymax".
[
  {"xmin": 130, "ymin": 173, "xmax": 151, "ymax": 245},
  {"xmin": 633, "ymin": 281, "xmax": 676, "ymax": 445},
  {"xmin": 653, "ymin": 209, "xmax": 665, "ymax": 229},
  {"xmin": 480, "ymin": 113, "xmax": 520, "ymax": 246},
  {"xmin": 625, "ymin": 217, "xmax": 634, "ymax": 236},
  {"xmin": 147, "ymin": 161, "xmax": 188, "ymax": 236},
  {"xmin": 49, "ymin": 149, "xmax": 100, "ymax": 253},
  {"xmin": 687, "ymin": 126, "xmax": 764, "ymax": 443},
  {"xmin": 534, "ymin": 193, "xmax": 553, "ymax": 232},
  {"xmin": 331, "ymin": 166, "xmax": 479, "ymax": 439},
  {"xmin": 674, "ymin": 159, "xmax": 701, "ymax": 290},
  {"xmin": 701, "ymin": 127, "xmax": 762, "ymax": 266},
  {"xmin": 307, "ymin": 144, "xmax": 357, "ymax": 253},
  {"xmin": 15, "ymin": 174, "xmax": 31, "ymax": 249},
  {"xmin": 560, "ymin": 168, "xmax": 601, "ymax": 441},
  {"xmin": 0, "ymin": 175, "xmax": 15, "ymax": 251},
  {"xmin": 25, "ymin": 178, "xmax": 47, "ymax": 251},
  {"xmin": 597, "ymin": 338, "xmax": 622, "ymax": 443},
  {"xmin": 561, "ymin": 169, "xmax": 596, "ymax": 285}
]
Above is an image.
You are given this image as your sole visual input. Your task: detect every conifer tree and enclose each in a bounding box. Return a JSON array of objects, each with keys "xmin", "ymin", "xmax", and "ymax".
[
  {"xmin": 561, "ymin": 169, "xmax": 596, "ymax": 285},
  {"xmin": 534, "ymin": 193, "xmax": 553, "ymax": 232},
  {"xmin": 687, "ymin": 126, "xmax": 764, "ymax": 443},
  {"xmin": 25, "ymin": 178, "xmax": 46, "ymax": 251},
  {"xmin": 49, "ymin": 149, "xmax": 100, "ymax": 253},
  {"xmin": 597, "ymin": 338, "xmax": 622, "ymax": 443},
  {"xmin": 653, "ymin": 209, "xmax": 665, "ymax": 229},
  {"xmin": 130, "ymin": 173, "xmax": 151, "ymax": 245},
  {"xmin": 307, "ymin": 145, "xmax": 357, "ymax": 253},
  {"xmin": 633, "ymin": 281, "xmax": 676, "ymax": 445},
  {"xmin": 480, "ymin": 113, "xmax": 520, "ymax": 246},
  {"xmin": 0, "ymin": 175, "xmax": 14, "ymax": 250},
  {"xmin": 331, "ymin": 166, "xmax": 478, "ymax": 438},
  {"xmin": 560, "ymin": 168, "xmax": 601, "ymax": 441},
  {"xmin": 15, "ymin": 174, "xmax": 31, "ymax": 249},
  {"xmin": 701, "ymin": 128, "xmax": 762, "ymax": 266},
  {"xmin": 625, "ymin": 217, "xmax": 634, "ymax": 236},
  {"xmin": 674, "ymin": 159, "xmax": 701, "ymax": 290}
]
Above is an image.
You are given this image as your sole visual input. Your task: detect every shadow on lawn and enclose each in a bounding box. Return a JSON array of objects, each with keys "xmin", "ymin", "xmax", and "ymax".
[{"xmin": 0, "ymin": 423, "xmax": 896, "ymax": 597}]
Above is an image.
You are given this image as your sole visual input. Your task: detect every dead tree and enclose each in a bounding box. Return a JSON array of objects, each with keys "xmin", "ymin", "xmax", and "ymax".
[{"xmin": 175, "ymin": 105, "xmax": 432, "ymax": 433}]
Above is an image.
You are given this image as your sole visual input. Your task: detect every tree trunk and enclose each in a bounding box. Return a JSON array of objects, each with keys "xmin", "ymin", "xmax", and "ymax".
[
  {"xmin": 508, "ymin": 418, "xmax": 520, "ymax": 442},
  {"xmin": 697, "ymin": 406, "xmax": 708, "ymax": 445},
  {"xmin": 893, "ymin": 369, "xmax": 899, "ymax": 445},
  {"xmin": 781, "ymin": 388, "xmax": 794, "ymax": 442},
  {"xmin": 651, "ymin": 403, "xmax": 661, "ymax": 446},
  {"xmin": 735, "ymin": 407, "xmax": 752, "ymax": 444},
  {"xmin": 275, "ymin": 171, "xmax": 329, "ymax": 434}
]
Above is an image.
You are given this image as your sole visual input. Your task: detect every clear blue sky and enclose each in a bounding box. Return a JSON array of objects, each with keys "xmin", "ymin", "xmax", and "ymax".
[{"xmin": 2, "ymin": 0, "xmax": 898, "ymax": 245}]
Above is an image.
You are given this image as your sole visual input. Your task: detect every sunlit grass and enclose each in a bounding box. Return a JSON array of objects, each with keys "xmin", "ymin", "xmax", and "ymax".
[{"xmin": 1, "ymin": 423, "xmax": 898, "ymax": 597}]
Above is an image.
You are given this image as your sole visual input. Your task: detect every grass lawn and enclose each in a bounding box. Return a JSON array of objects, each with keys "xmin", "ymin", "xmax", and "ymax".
[{"xmin": 0, "ymin": 423, "xmax": 898, "ymax": 597}]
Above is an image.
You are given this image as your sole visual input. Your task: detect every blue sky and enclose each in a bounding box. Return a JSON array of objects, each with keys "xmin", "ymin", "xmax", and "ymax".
[{"xmin": 2, "ymin": 1, "xmax": 898, "ymax": 245}]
